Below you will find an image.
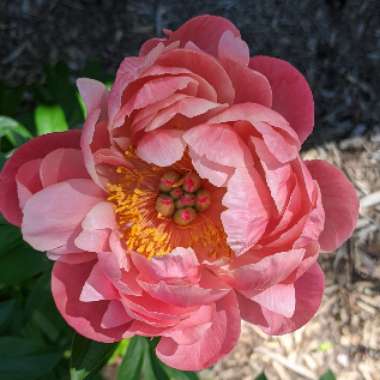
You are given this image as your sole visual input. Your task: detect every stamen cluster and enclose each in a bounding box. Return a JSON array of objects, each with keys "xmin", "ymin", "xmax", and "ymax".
[{"xmin": 155, "ymin": 170, "xmax": 211, "ymax": 226}]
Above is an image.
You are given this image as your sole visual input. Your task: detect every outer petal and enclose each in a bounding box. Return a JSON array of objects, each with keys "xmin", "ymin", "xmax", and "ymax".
[
  {"xmin": 15, "ymin": 159, "xmax": 42, "ymax": 209},
  {"xmin": 239, "ymin": 263, "xmax": 324, "ymax": 335},
  {"xmin": 0, "ymin": 130, "xmax": 81, "ymax": 226},
  {"xmin": 305, "ymin": 160, "xmax": 358, "ymax": 252},
  {"xmin": 21, "ymin": 179, "xmax": 104, "ymax": 252},
  {"xmin": 167, "ymin": 15, "xmax": 241, "ymax": 57},
  {"xmin": 77, "ymin": 78, "xmax": 107, "ymax": 115},
  {"xmin": 218, "ymin": 31, "xmax": 249, "ymax": 66},
  {"xmin": 39, "ymin": 148, "xmax": 89, "ymax": 187},
  {"xmin": 156, "ymin": 292, "xmax": 241, "ymax": 371},
  {"xmin": 250, "ymin": 56, "xmax": 314, "ymax": 143},
  {"xmin": 52, "ymin": 260, "xmax": 127, "ymax": 342}
]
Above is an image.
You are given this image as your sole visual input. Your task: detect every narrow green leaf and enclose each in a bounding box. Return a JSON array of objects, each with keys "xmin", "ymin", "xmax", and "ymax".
[
  {"xmin": 70, "ymin": 334, "xmax": 117, "ymax": 380},
  {"xmin": 320, "ymin": 369, "xmax": 336, "ymax": 380},
  {"xmin": 117, "ymin": 336, "xmax": 147, "ymax": 380},
  {"xmin": 35, "ymin": 104, "xmax": 69, "ymax": 135},
  {"xmin": 0, "ymin": 116, "xmax": 32, "ymax": 146}
]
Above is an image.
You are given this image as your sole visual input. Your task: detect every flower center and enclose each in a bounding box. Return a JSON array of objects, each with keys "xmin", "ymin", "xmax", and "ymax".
[
  {"xmin": 106, "ymin": 148, "xmax": 232, "ymax": 260},
  {"xmin": 155, "ymin": 171, "xmax": 211, "ymax": 226}
]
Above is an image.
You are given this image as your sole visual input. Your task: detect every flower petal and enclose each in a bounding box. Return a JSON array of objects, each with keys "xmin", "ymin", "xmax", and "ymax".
[
  {"xmin": 52, "ymin": 260, "xmax": 127, "ymax": 342},
  {"xmin": 158, "ymin": 49, "xmax": 235, "ymax": 104},
  {"xmin": 39, "ymin": 148, "xmax": 89, "ymax": 187},
  {"xmin": 218, "ymin": 30, "xmax": 249, "ymax": 66},
  {"xmin": 77, "ymin": 78, "xmax": 107, "ymax": 115},
  {"xmin": 250, "ymin": 56, "xmax": 314, "ymax": 143},
  {"xmin": 305, "ymin": 160, "xmax": 358, "ymax": 252},
  {"xmin": 239, "ymin": 263, "xmax": 324, "ymax": 335},
  {"xmin": 156, "ymin": 292, "xmax": 240, "ymax": 371},
  {"xmin": 0, "ymin": 130, "xmax": 81, "ymax": 226},
  {"xmin": 167, "ymin": 15, "xmax": 240, "ymax": 57},
  {"xmin": 136, "ymin": 129, "xmax": 185, "ymax": 167},
  {"xmin": 221, "ymin": 59, "xmax": 272, "ymax": 107},
  {"xmin": 22, "ymin": 179, "xmax": 104, "ymax": 252}
]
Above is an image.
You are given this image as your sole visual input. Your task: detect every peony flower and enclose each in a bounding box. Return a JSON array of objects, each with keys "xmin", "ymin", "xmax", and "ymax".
[{"xmin": 0, "ymin": 15, "xmax": 358, "ymax": 371}]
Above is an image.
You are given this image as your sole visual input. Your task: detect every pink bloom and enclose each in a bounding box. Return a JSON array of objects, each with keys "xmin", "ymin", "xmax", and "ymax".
[{"xmin": 0, "ymin": 15, "xmax": 358, "ymax": 371}]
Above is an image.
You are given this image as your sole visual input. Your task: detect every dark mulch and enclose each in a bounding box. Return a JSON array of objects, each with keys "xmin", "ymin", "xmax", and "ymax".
[{"xmin": 0, "ymin": 0, "xmax": 379, "ymax": 147}]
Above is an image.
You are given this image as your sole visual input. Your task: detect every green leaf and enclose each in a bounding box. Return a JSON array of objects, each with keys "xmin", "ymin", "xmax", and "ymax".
[
  {"xmin": 0, "ymin": 152, "xmax": 5, "ymax": 169},
  {"xmin": 320, "ymin": 370, "xmax": 336, "ymax": 380},
  {"xmin": 0, "ymin": 300, "xmax": 15, "ymax": 331},
  {"xmin": 161, "ymin": 365, "xmax": 199, "ymax": 380},
  {"xmin": 35, "ymin": 104, "xmax": 69, "ymax": 135},
  {"xmin": 70, "ymin": 334, "xmax": 117, "ymax": 380},
  {"xmin": 255, "ymin": 374, "xmax": 268, "ymax": 380},
  {"xmin": 117, "ymin": 337, "xmax": 198, "ymax": 380},
  {"xmin": 0, "ymin": 220, "xmax": 23, "ymax": 257},
  {"xmin": 0, "ymin": 241, "xmax": 50, "ymax": 285},
  {"xmin": 0, "ymin": 336, "xmax": 61, "ymax": 380},
  {"xmin": 117, "ymin": 336, "xmax": 147, "ymax": 380},
  {"xmin": 0, "ymin": 116, "xmax": 32, "ymax": 146}
]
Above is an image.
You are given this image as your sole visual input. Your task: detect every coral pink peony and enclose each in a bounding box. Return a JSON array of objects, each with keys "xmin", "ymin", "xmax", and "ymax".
[{"xmin": 0, "ymin": 15, "xmax": 358, "ymax": 371}]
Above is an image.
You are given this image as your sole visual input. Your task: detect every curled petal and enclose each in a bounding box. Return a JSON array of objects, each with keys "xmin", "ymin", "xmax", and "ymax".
[{"xmin": 306, "ymin": 160, "xmax": 358, "ymax": 252}]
